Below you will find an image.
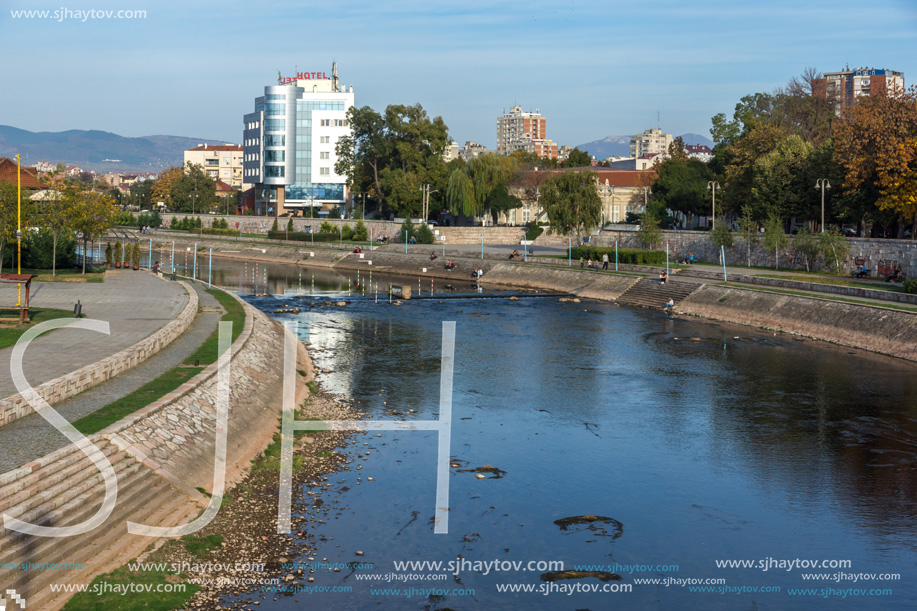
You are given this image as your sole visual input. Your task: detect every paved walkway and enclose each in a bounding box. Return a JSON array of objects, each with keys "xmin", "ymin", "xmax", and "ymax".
[
  {"xmin": 0, "ymin": 271, "xmax": 188, "ymax": 401},
  {"xmin": 0, "ymin": 282, "xmax": 223, "ymax": 474}
]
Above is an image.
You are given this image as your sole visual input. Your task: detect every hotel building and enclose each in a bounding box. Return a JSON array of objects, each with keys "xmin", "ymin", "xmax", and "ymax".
[{"xmin": 242, "ymin": 63, "xmax": 354, "ymax": 216}]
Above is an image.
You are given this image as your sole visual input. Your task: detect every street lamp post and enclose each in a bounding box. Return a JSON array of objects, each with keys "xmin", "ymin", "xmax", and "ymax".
[
  {"xmin": 707, "ymin": 181, "xmax": 721, "ymax": 228},
  {"xmin": 815, "ymin": 179, "xmax": 831, "ymax": 233},
  {"xmin": 14, "ymin": 154, "xmax": 21, "ymax": 306}
]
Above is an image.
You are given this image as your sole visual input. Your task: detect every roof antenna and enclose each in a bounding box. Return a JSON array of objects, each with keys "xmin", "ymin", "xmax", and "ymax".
[{"xmin": 657, "ymin": 111, "xmax": 660, "ymax": 129}]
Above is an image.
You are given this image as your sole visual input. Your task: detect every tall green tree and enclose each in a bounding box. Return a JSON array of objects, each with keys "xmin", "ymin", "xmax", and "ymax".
[
  {"xmin": 737, "ymin": 205, "xmax": 760, "ymax": 267},
  {"xmin": 762, "ymin": 214, "xmax": 789, "ymax": 269},
  {"xmin": 0, "ymin": 182, "xmax": 35, "ymax": 274},
  {"xmin": 651, "ymin": 157, "xmax": 712, "ymax": 228},
  {"xmin": 559, "ymin": 148, "xmax": 591, "ymax": 168},
  {"xmin": 445, "ymin": 153, "xmax": 518, "ymax": 221},
  {"xmin": 539, "ymin": 170, "xmax": 602, "ymax": 241}
]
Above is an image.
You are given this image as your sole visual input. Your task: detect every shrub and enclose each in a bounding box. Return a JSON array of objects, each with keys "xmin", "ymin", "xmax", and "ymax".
[
  {"xmin": 319, "ymin": 221, "xmax": 335, "ymax": 234},
  {"xmin": 105, "ymin": 242, "xmax": 113, "ymax": 265},
  {"xmin": 327, "ymin": 207, "xmax": 342, "ymax": 219},
  {"xmin": 267, "ymin": 231, "xmax": 340, "ymax": 243},
  {"xmin": 353, "ymin": 220, "xmax": 368, "ymax": 241},
  {"xmin": 524, "ymin": 223, "xmax": 543, "ymax": 241},
  {"xmin": 341, "ymin": 223, "xmax": 354, "ymax": 241},
  {"xmin": 271, "ymin": 218, "xmax": 278, "ymax": 232},
  {"xmin": 201, "ymin": 228, "xmax": 241, "ymax": 236},
  {"xmin": 286, "ymin": 217, "xmax": 294, "ymax": 232},
  {"xmin": 569, "ymin": 246, "xmax": 666, "ymax": 265},
  {"xmin": 22, "ymin": 229, "xmax": 76, "ymax": 269},
  {"xmin": 903, "ymin": 278, "xmax": 917, "ymax": 294},
  {"xmin": 398, "ymin": 219, "xmax": 415, "ymax": 243},
  {"xmin": 137, "ymin": 210, "xmax": 162, "ymax": 228},
  {"xmin": 416, "ymin": 222, "xmax": 434, "ymax": 244}
]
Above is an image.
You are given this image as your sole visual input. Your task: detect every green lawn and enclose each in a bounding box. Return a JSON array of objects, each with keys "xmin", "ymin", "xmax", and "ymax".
[
  {"xmin": 182, "ymin": 289, "xmax": 245, "ymax": 366},
  {"xmin": 0, "ymin": 308, "xmax": 77, "ymax": 350},
  {"xmin": 727, "ymin": 283, "xmax": 917, "ymax": 313},
  {"xmin": 62, "ymin": 564, "xmax": 200, "ymax": 611},
  {"xmin": 756, "ymin": 273, "xmax": 904, "ymax": 292},
  {"xmin": 6, "ymin": 267, "xmax": 106, "ymax": 283},
  {"xmin": 73, "ymin": 287, "xmax": 248, "ymax": 435}
]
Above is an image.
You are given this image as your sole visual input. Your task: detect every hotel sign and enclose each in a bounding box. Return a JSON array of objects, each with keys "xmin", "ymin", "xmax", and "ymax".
[{"xmin": 279, "ymin": 71, "xmax": 328, "ymax": 84}]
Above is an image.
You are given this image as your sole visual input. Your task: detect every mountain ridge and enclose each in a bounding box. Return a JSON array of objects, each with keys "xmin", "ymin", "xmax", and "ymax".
[
  {"xmin": 576, "ymin": 132, "xmax": 714, "ymax": 159},
  {"xmin": 0, "ymin": 125, "xmax": 229, "ymax": 173}
]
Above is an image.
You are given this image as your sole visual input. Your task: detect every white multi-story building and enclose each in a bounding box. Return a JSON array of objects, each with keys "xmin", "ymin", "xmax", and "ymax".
[
  {"xmin": 496, "ymin": 106, "xmax": 557, "ymax": 159},
  {"xmin": 184, "ymin": 144, "xmax": 243, "ymax": 189},
  {"xmin": 814, "ymin": 67, "xmax": 905, "ymax": 115},
  {"xmin": 242, "ymin": 62, "xmax": 354, "ymax": 216},
  {"xmin": 629, "ymin": 128, "xmax": 673, "ymax": 158}
]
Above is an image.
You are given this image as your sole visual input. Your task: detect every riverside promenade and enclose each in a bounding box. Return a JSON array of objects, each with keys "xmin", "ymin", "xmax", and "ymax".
[{"xmin": 0, "ymin": 271, "xmax": 188, "ymax": 403}]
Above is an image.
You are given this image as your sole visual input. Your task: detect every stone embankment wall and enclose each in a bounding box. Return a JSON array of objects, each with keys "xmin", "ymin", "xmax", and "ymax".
[
  {"xmin": 579, "ymin": 229, "xmax": 917, "ymax": 279},
  {"xmin": 106, "ymin": 295, "xmax": 304, "ymax": 492},
  {"xmin": 677, "ymin": 285, "xmax": 917, "ymax": 362},
  {"xmin": 481, "ymin": 263, "xmax": 639, "ymax": 300},
  {"xmin": 161, "ymin": 213, "xmax": 528, "ymax": 245},
  {"xmin": 0, "ymin": 282, "xmax": 197, "ymax": 428}
]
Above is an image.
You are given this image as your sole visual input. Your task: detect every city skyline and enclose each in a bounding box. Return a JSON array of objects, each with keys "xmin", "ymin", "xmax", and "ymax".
[{"xmin": 2, "ymin": 0, "xmax": 915, "ymax": 150}]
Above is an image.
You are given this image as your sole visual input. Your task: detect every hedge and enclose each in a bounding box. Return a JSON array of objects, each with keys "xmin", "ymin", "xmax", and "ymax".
[
  {"xmin": 267, "ymin": 231, "xmax": 342, "ymax": 243},
  {"xmin": 904, "ymin": 278, "xmax": 917, "ymax": 294},
  {"xmin": 569, "ymin": 246, "xmax": 666, "ymax": 265},
  {"xmin": 201, "ymin": 227, "xmax": 241, "ymax": 236}
]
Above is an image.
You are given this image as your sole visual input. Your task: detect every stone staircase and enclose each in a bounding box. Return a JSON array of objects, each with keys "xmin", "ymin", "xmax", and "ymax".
[
  {"xmin": 0, "ymin": 438, "xmax": 201, "ymax": 610},
  {"xmin": 616, "ymin": 278, "xmax": 703, "ymax": 309}
]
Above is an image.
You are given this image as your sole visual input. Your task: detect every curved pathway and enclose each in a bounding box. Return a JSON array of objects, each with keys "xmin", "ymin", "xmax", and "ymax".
[{"xmin": 0, "ymin": 281, "xmax": 223, "ymax": 473}]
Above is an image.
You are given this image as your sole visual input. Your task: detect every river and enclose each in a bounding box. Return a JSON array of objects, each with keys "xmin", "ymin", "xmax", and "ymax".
[{"xmin": 214, "ymin": 259, "xmax": 917, "ymax": 610}]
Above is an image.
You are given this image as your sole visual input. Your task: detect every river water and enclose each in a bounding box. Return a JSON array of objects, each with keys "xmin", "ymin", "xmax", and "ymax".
[{"xmin": 215, "ymin": 259, "xmax": 917, "ymax": 610}]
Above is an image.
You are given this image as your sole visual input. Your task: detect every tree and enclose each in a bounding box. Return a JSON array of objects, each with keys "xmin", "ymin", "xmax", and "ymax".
[
  {"xmin": 72, "ymin": 191, "xmax": 115, "ymax": 274},
  {"xmin": 150, "ymin": 167, "xmax": 184, "ymax": 210},
  {"xmin": 539, "ymin": 170, "xmax": 602, "ymax": 242},
  {"xmin": 637, "ymin": 209, "xmax": 663, "ymax": 248},
  {"xmin": 834, "ymin": 86, "xmax": 917, "ymax": 238},
  {"xmin": 737, "ymin": 205, "xmax": 760, "ymax": 267},
  {"xmin": 170, "ymin": 163, "xmax": 217, "ymax": 213},
  {"xmin": 793, "ymin": 228, "xmax": 820, "ymax": 271},
  {"xmin": 817, "ymin": 228, "xmax": 849, "ymax": 274},
  {"xmin": 36, "ymin": 177, "xmax": 81, "ymax": 277},
  {"xmin": 751, "ymin": 134, "xmax": 815, "ymax": 221},
  {"xmin": 0, "ymin": 182, "xmax": 35, "ymax": 274},
  {"xmin": 710, "ymin": 218, "xmax": 734, "ymax": 263},
  {"xmin": 762, "ymin": 214, "xmax": 789, "ymax": 269},
  {"xmin": 445, "ymin": 153, "xmax": 517, "ymax": 221},
  {"xmin": 651, "ymin": 157, "xmax": 712, "ymax": 228},
  {"xmin": 353, "ymin": 220, "xmax": 368, "ymax": 241},
  {"xmin": 559, "ymin": 148, "xmax": 591, "ymax": 168}
]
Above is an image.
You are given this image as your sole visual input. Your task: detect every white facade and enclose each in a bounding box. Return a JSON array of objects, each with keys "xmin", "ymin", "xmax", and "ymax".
[
  {"xmin": 243, "ymin": 63, "xmax": 354, "ymax": 215},
  {"xmin": 629, "ymin": 128, "xmax": 673, "ymax": 158},
  {"xmin": 184, "ymin": 145, "xmax": 243, "ymax": 189}
]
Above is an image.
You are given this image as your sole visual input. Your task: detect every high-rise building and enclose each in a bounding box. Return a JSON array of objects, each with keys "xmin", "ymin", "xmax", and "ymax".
[
  {"xmin": 242, "ymin": 62, "xmax": 354, "ymax": 216},
  {"xmin": 813, "ymin": 67, "xmax": 905, "ymax": 114},
  {"xmin": 496, "ymin": 106, "xmax": 557, "ymax": 159},
  {"xmin": 629, "ymin": 128, "xmax": 672, "ymax": 158},
  {"xmin": 184, "ymin": 144, "xmax": 244, "ymax": 189}
]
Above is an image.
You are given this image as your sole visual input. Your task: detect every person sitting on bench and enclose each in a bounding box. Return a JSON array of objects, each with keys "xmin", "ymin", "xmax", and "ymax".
[
  {"xmin": 444, "ymin": 260, "xmax": 456, "ymax": 270},
  {"xmin": 509, "ymin": 249, "xmax": 520, "ymax": 259},
  {"xmin": 855, "ymin": 264, "xmax": 869, "ymax": 278},
  {"xmin": 430, "ymin": 251, "xmax": 438, "ymax": 260},
  {"xmin": 886, "ymin": 265, "xmax": 904, "ymax": 282},
  {"xmin": 659, "ymin": 271, "xmax": 668, "ymax": 284}
]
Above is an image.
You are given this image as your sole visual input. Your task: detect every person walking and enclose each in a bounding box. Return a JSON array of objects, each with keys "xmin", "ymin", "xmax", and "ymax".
[
  {"xmin": 602, "ymin": 252, "xmax": 609, "ymax": 270},
  {"xmin": 580, "ymin": 256, "xmax": 585, "ymax": 269}
]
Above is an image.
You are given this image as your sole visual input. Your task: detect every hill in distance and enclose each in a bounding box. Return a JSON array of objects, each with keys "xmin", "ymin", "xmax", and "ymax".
[
  {"xmin": 0, "ymin": 125, "xmax": 230, "ymax": 173},
  {"xmin": 576, "ymin": 132, "xmax": 714, "ymax": 159}
]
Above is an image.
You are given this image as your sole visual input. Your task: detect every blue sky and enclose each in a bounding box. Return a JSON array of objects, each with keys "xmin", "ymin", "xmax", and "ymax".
[{"xmin": 2, "ymin": 0, "xmax": 915, "ymax": 149}]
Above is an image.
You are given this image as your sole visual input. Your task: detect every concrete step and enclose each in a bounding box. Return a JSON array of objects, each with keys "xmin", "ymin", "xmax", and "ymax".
[
  {"xmin": 617, "ymin": 278, "xmax": 703, "ymax": 309},
  {"xmin": 0, "ymin": 447, "xmax": 132, "ymax": 525},
  {"xmin": 3, "ymin": 483, "xmax": 190, "ymax": 607},
  {"xmin": 27, "ymin": 491, "xmax": 201, "ymax": 611},
  {"xmin": 0, "ymin": 442, "xmax": 123, "ymax": 514}
]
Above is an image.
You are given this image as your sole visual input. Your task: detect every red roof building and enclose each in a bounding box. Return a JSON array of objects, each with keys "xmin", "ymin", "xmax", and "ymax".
[{"xmin": 0, "ymin": 157, "xmax": 41, "ymax": 189}]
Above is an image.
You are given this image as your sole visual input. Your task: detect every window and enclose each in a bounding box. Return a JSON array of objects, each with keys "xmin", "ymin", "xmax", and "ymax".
[
  {"xmin": 333, "ymin": 119, "xmax": 347, "ymax": 127},
  {"xmin": 265, "ymin": 135, "xmax": 285, "ymax": 146},
  {"xmin": 222, "ymin": 157, "xmax": 230, "ymax": 164},
  {"xmin": 265, "ymin": 150, "xmax": 285, "ymax": 162},
  {"xmin": 206, "ymin": 159, "xmax": 218, "ymax": 166},
  {"xmin": 265, "ymin": 103, "xmax": 285, "ymax": 115},
  {"xmin": 320, "ymin": 152, "xmax": 330, "ymax": 160},
  {"xmin": 207, "ymin": 170, "xmax": 217, "ymax": 177},
  {"xmin": 264, "ymin": 166, "xmax": 285, "ymax": 177},
  {"xmin": 320, "ymin": 167, "xmax": 330, "ymax": 176},
  {"xmin": 320, "ymin": 136, "xmax": 330, "ymax": 144},
  {"xmin": 266, "ymin": 94, "xmax": 285, "ymax": 100},
  {"xmin": 320, "ymin": 119, "xmax": 330, "ymax": 127},
  {"xmin": 265, "ymin": 119, "xmax": 284, "ymax": 131}
]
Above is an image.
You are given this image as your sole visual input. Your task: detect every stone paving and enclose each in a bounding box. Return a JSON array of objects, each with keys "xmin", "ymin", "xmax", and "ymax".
[
  {"xmin": 0, "ymin": 270, "xmax": 187, "ymax": 401},
  {"xmin": 0, "ymin": 281, "xmax": 222, "ymax": 474}
]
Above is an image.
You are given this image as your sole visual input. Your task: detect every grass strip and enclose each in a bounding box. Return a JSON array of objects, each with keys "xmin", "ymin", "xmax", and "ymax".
[
  {"xmin": 61, "ymin": 564, "xmax": 200, "ymax": 611},
  {"xmin": 182, "ymin": 288, "xmax": 245, "ymax": 366},
  {"xmin": 12, "ymin": 267, "xmax": 106, "ymax": 283},
  {"xmin": 755, "ymin": 273, "xmax": 905, "ymax": 293},
  {"xmin": 725, "ymin": 283, "xmax": 917, "ymax": 313},
  {"xmin": 73, "ymin": 366, "xmax": 203, "ymax": 434},
  {"xmin": 0, "ymin": 308, "xmax": 77, "ymax": 350}
]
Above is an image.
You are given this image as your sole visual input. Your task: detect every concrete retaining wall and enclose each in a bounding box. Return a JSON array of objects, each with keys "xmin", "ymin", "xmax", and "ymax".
[
  {"xmin": 0, "ymin": 281, "xmax": 197, "ymax": 428},
  {"xmin": 585, "ymin": 229, "xmax": 917, "ymax": 279},
  {"xmin": 482, "ymin": 263, "xmax": 639, "ymax": 300},
  {"xmin": 160, "ymin": 213, "xmax": 527, "ymax": 245},
  {"xmin": 104, "ymin": 296, "xmax": 300, "ymax": 493},
  {"xmin": 678, "ymin": 284, "xmax": 917, "ymax": 362}
]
